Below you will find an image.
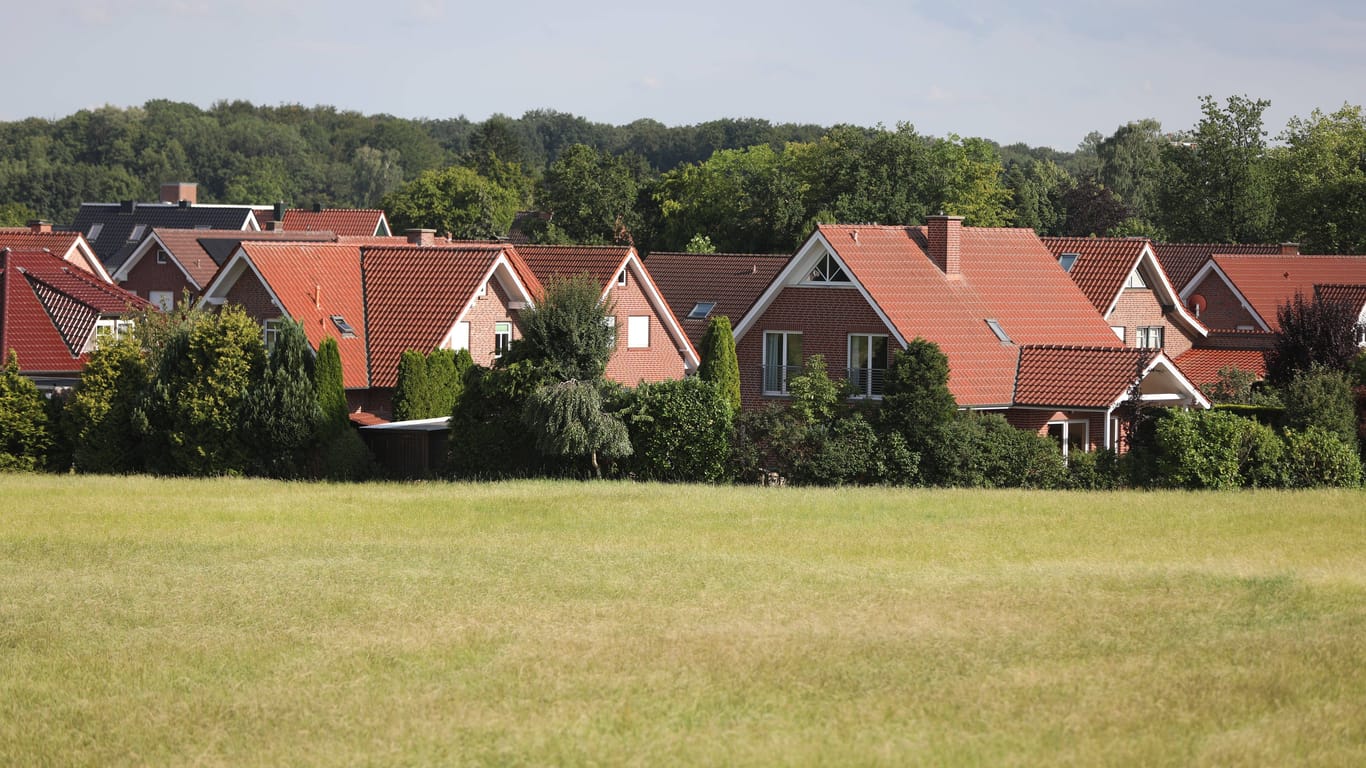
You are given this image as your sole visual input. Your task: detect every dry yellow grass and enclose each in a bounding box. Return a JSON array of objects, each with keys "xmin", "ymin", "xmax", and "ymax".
[{"xmin": 1, "ymin": 475, "xmax": 1364, "ymax": 766}]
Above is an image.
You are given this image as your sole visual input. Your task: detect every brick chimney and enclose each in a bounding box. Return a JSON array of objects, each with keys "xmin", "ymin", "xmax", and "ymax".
[
  {"xmin": 160, "ymin": 182, "xmax": 197, "ymax": 206},
  {"xmin": 406, "ymin": 228, "xmax": 436, "ymax": 246},
  {"xmin": 926, "ymin": 214, "xmax": 964, "ymax": 275},
  {"xmin": 1280, "ymin": 242, "xmax": 1300, "ymax": 255},
  {"xmin": 26, "ymin": 220, "xmax": 52, "ymax": 234},
  {"xmin": 268, "ymin": 221, "xmax": 286, "ymax": 232}
]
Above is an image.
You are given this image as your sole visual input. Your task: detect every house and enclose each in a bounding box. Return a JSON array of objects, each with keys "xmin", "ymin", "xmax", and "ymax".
[
  {"xmin": 111, "ymin": 228, "xmax": 337, "ymax": 310},
  {"xmin": 1151, "ymin": 241, "xmax": 1296, "ymax": 296},
  {"xmin": 0, "ymin": 221, "xmax": 109, "ymax": 281},
  {"xmin": 1179, "ymin": 253, "xmax": 1366, "ymax": 333},
  {"xmin": 0, "ymin": 247, "xmax": 151, "ymax": 390},
  {"xmin": 70, "ymin": 182, "xmax": 262, "ymax": 273},
  {"xmin": 1042, "ymin": 237, "xmax": 1206, "ymax": 358},
  {"xmin": 729, "ymin": 218, "xmax": 1208, "ymax": 454},
  {"xmin": 644, "ymin": 252, "xmax": 790, "ymax": 349},
  {"xmin": 279, "ymin": 205, "xmax": 391, "ymax": 237},
  {"xmin": 513, "ymin": 245, "xmax": 700, "ymax": 383}
]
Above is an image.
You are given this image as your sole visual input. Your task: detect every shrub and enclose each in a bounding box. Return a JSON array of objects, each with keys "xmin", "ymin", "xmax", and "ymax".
[
  {"xmin": 880, "ymin": 339, "xmax": 957, "ymax": 455},
  {"xmin": 449, "ymin": 361, "xmax": 552, "ymax": 479},
  {"xmin": 391, "ymin": 349, "xmax": 432, "ymax": 422},
  {"xmin": 1066, "ymin": 449, "xmax": 1122, "ymax": 490},
  {"xmin": 244, "ymin": 320, "xmax": 320, "ymax": 479},
  {"xmin": 1282, "ymin": 364, "xmax": 1357, "ymax": 445},
  {"xmin": 1154, "ymin": 409, "xmax": 1243, "ymax": 489},
  {"xmin": 1281, "ymin": 426, "xmax": 1362, "ymax": 488},
  {"xmin": 941, "ymin": 413, "xmax": 1067, "ymax": 489},
  {"xmin": 65, "ymin": 336, "xmax": 149, "ymax": 473},
  {"xmin": 623, "ymin": 377, "xmax": 732, "ymax": 483},
  {"xmin": 0, "ymin": 352, "xmax": 52, "ymax": 471}
]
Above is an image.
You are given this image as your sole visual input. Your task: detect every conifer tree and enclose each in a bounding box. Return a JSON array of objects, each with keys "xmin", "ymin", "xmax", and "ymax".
[
  {"xmin": 697, "ymin": 316, "xmax": 741, "ymax": 414},
  {"xmin": 392, "ymin": 349, "xmax": 432, "ymax": 421},
  {"xmin": 245, "ymin": 321, "xmax": 320, "ymax": 478},
  {"xmin": 0, "ymin": 351, "xmax": 52, "ymax": 470}
]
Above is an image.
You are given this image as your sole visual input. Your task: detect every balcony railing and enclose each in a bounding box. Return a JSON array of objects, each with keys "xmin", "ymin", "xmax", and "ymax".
[
  {"xmin": 848, "ymin": 367, "xmax": 886, "ymax": 397},
  {"xmin": 761, "ymin": 364, "xmax": 803, "ymax": 395}
]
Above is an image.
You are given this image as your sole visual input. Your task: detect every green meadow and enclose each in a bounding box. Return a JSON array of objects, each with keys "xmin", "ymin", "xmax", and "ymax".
[{"xmin": 2, "ymin": 475, "xmax": 1364, "ymax": 766}]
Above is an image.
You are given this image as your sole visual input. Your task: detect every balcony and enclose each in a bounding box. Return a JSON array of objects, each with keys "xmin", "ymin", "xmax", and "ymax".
[
  {"xmin": 761, "ymin": 364, "xmax": 803, "ymax": 395},
  {"xmin": 847, "ymin": 367, "xmax": 886, "ymax": 398}
]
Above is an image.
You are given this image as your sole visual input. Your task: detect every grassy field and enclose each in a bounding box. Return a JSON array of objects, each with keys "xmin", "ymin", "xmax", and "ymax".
[{"xmin": 1, "ymin": 476, "xmax": 1364, "ymax": 767}]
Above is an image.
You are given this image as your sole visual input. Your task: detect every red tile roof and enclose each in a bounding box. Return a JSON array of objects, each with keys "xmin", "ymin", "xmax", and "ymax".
[
  {"xmin": 144, "ymin": 228, "xmax": 337, "ymax": 288},
  {"xmin": 234, "ymin": 242, "xmax": 370, "ymax": 389},
  {"xmin": 1014, "ymin": 345, "xmax": 1157, "ymax": 408},
  {"xmin": 1152, "ymin": 242, "xmax": 1285, "ymax": 292},
  {"xmin": 814, "ymin": 225, "xmax": 1122, "ymax": 406},
  {"xmin": 1173, "ymin": 347, "xmax": 1269, "ymax": 386},
  {"xmin": 0, "ymin": 229, "xmax": 102, "ymax": 278},
  {"xmin": 1315, "ymin": 283, "xmax": 1366, "ymax": 314},
  {"xmin": 361, "ymin": 245, "xmax": 540, "ymax": 388},
  {"xmin": 645, "ymin": 252, "xmax": 790, "ymax": 347},
  {"xmin": 1, "ymin": 248, "xmax": 150, "ymax": 374},
  {"xmin": 281, "ymin": 209, "xmax": 389, "ymax": 238},
  {"xmin": 513, "ymin": 244, "xmax": 633, "ymax": 288},
  {"xmin": 1210, "ymin": 254, "xmax": 1366, "ymax": 330},
  {"xmin": 1040, "ymin": 237, "xmax": 1148, "ymax": 313}
]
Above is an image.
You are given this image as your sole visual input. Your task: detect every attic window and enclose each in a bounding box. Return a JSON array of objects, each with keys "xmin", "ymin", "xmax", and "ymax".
[
  {"xmin": 616, "ymin": 269, "xmax": 627, "ymax": 286},
  {"xmin": 1058, "ymin": 253, "xmax": 1079, "ymax": 272},
  {"xmin": 985, "ymin": 318, "xmax": 1012, "ymax": 344},
  {"xmin": 129, "ymin": 225, "xmax": 146, "ymax": 242},
  {"xmin": 688, "ymin": 302, "xmax": 716, "ymax": 320},
  {"xmin": 1125, "ymin": 269, "xmax": 1147, "ymax": 289},
  {"xmin": 87, "ymin": 223, "xmax": 103, "ymax": 242},
  {"xmin": 330, "ymin": 315, "xmax": 357, "ymax": 338},
  {"xmin": 806, "ymin": 252, "xmax": 849, "ymax": 283}
]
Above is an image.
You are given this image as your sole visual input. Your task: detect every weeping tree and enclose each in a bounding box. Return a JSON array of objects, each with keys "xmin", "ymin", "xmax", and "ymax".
[
  {"xmin": 505, "ymin": 275, "xmax": 615, "ymax": 381},
  {"xmin": 521, "ymin": 379, "xmax": 631, "ymax": 478}
]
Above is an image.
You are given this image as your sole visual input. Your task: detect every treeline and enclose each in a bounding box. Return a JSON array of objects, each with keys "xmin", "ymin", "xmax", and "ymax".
[{"xmin": 7, "ymin": 96, "xmax": 1365, "ymax": 255}]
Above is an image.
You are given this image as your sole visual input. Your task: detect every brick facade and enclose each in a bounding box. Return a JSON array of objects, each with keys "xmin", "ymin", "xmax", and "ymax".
[
  {"xmin": 223, "ymin": 267, "xmax": 280, "ymax": 322},
  {"xmin": 1005, "ymin": 408, "xmax": 1114, "ymax": 453},
  {"xmin": 452, "ymin": 276, "xmax": 523, "ymax": 367},
  {"xmin": 737, "ymin": 286, "xmax": 897, "ymax": 409},
  {"xmin": 604, "ymin": 267, "xmax": 688, "ymax": 385},
  {"xmin": 1109, "ymin": 286, "xmax": 1194, "ymax": 358},
  {"xmin": 1186, "ymin": 271, "xmax": 1259, "ymax": 330},
  {"xmin": 118, "ymin": 247, "xmax": 197, "ymax": 307}
]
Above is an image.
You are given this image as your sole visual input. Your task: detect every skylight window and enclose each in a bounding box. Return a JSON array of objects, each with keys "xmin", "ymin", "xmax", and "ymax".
[
  {"xmin": 330, "ymin": 315, "xmax": 357, "ymax": 338},
  {"xmin": 985, "ymin": 318, "xmax": 1012, "ymax": 344},
  {"xmin": 1058, "ymin": 253, "xmax": 1079, "ymax": 272},
  {"xmin": 688, "ymin": 302, "xmax": 716, "ymax": 320},
  {"xmin": 87, "ymin": 223, "xmax": 103, "ymax": 241},
  {"xmin": 129, "ymin": 224, "xmax": 146, "ymax": 242},
  {"xmin": 806, "ymin": 252, "xmax": 849, "ymax": 283}
]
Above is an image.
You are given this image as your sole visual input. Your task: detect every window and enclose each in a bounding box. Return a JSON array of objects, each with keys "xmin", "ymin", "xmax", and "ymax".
[
  {"xmin": 603, "ymin": 316, "xmax": 617, "ymax": 347},
  {"xmin": 129, "ymin": 225, "xmax": 146, "ymax": 242},
  {"xmin": 627, "ymin": 316, "xmax": 649, "ymax": 348},
  {"xmin": 1110, "ymin": 325, "xmax": 1126, "ymax": 342},
  {"xmin": 494, "ymin": 322, "xmax": 512, "ymax": 357},
  {"xmin": 1124, "ymin": 269, "xmax": 1147, "ymax": 289},
  {"xmin": 688, "ymin": 302, "xmax": 716, "ymax": 320},
  {"xmin": 330, "ymin": 315, "xmax": 356, "ymax": 338},
  {"xmin": 1357, "ymin": 323, "xmax": 1366, "ymax": 347},
  {"xmin": 1058, "ymin": 253, "xmax": 1079, "ymax": 272},
  {"xmin": 156, "ymin": 249, "xmax": 168, "ymax": 265},
  {"xmin": 762, "ymin": 331, "xmax": 802, "ymax": 395},
  {"xmin": 617, "ymin": 269, "xmax": 627, "ymax": 286},
  {"xmin": 148, "ymin": 291, "xmax": 174, "ymax": 311},
  {"xmin": 1047, "ymin": 419, "xmax": 1090, "ymax": 459},
  {"xmin": 1136, "ymin": 326, "xmax": 1164, "ymax": 349},
  {"xmin": 805, "ymin": 252, "xmax": 849, "ymax": 283},
  {"xmin": 985, "ymin": 318, "xmax": 1012, "ymax": 343},
  {"xmin": 263, "ymin": 319, "xmax": 282, "ymax": 351},
  {"xmin": 87, "ymin": 223, "xmax": 103, "ymax": 241},
  {"xmin": 94, "ymin": 318, "xmax": 133, "ymax": 345},
  {"xmin": 848, "ymin": 334, "xmax": 889, "ymax": 397}
]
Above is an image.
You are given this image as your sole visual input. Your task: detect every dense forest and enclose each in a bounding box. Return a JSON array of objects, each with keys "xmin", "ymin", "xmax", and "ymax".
[{"xmin": 1, "ymin": 96, "xmax": 1363, "ymax": 255}]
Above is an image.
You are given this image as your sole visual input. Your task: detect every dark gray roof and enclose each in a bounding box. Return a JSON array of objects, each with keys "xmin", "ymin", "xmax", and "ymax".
[{"xmin": 69, "ymin": 202, "xmax": 259, "ymax": 269}]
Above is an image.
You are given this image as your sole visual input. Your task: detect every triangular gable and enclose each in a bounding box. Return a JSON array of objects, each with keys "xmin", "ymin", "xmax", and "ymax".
[
  {"xmin": 112, "ymin": 230, "xmax": 202, "ymax": 288},
  {"xmin": 25, "ymin": 272, "xmax": 100, "ymax": 355},
  {"xmin": 612, "ymin": 250, "xmax": 701, "ymax": 370},
  {"xmin": 1179, "ymin": 260, "xmax": 1272, "ymax": 331},
  {"xmin": 1123, "ymin": 351, "xmax": 1211, "ymax": 409},
  {"xmin": 1103, "ymin": 243, "xmax": 1207, "ymax": 339}
]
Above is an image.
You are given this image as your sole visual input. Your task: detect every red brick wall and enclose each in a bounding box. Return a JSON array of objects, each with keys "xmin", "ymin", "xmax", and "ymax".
[
  {"xmin": 604, "ymin": 267, "xmax": 687, "ymax": 385},
  {"xmin": 1187, "ymin": 272, "xmax": 1259, "ymax": 330},
  {"xmin": 1005, "ymin": 408, "xmax": 1115, "ymax": 453},
  {"xmin": 347, "ymin": 388, "xmax": 395, "ymax": 421},
  {"xmin": 736, "ymin": 286, "xmax": 897, "ymax": 409},
  {"xmin": 223, "ymin": 267, "xmax": 280, "ymax": 321},
  {"xmin": 118, "ymin": 247, "xmax": 196, "ymax": 307},
  {"xmin": 456, "ymin": 276, "xmax": 521, "ymax": 367},
  {"xmin": 1109, "ymin": 287, "xmax": 1194, "ymax": 357}
]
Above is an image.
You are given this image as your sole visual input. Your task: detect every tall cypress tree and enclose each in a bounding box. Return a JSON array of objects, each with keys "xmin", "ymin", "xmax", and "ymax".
[
  {"xmin": 698, "ymin": 316, "xmax": 741, "ymax": 414},
  {"xmin": 392, "ymin": 349, "xmax": 431, "ymax": 421},
  {"xmin": 245, "ymin": 321, "xmax": 320, "ymax": 478},
  {"xmin": 315, "ymin": 338, "xmax": 348, "ymax": 430},
  {"xmin": 426, "ymin": 349, "xmax": 459, "ymax": 419},
  {"xmin": 314, "ymin": 336, "xmax": 371, "ymax": 480}
]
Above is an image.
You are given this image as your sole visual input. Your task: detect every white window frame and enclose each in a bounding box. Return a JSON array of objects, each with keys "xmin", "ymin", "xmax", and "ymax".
[
  {"xmin": 1124, "ymin": 269, "xmax": 1147, "ymax": 289},
  {"xmin": 616, "ymin": 269, "xmax": 627, "ymax": 287},
  {"xmin": 263, "ymin": 318, "xmax": 283, "ymax": 351},
  {"xmin": 762, "ymin": 330, "xmax": 803, "ymax": 395},
  {"xmin": 148, "ymin": 291, "xmax": 174, "ymax": 311},
  {"xmin": 1048, "ymin": 419, "xmax": 1090, "ymax": 458},
  {"xmin": 156, "ymin": 249, "xmax": 168, "ymax": 265},
  {"xmin": 94, "ymin": 318, "xmax": 134, "ymax": 345},
  {"xmin": 627, "ymin": 315, "xmax": 649, "ymax": 349},
  {"xmin": 1110, "ymin": 325, "xmax": 1126, "ymax": 343},
  {"xmin": 847, "ymin": 333, "xmax": 889, "ymax": 399},
  {"xmin": 804, "ymin": 251, "xmax": 850, "ymax": 284},
  {"xmin": 494, "ymin": 321, "xmax": 512, "ymax": 358},
  {"xmin": 87, "ymin": 223, "xmax": 103, "ymax": 242},
  {"xmin": 1136, "ymin": 326, "xmax": 1164, "ymax": 349},
  {"xmin": 129, "ymin": 224, "xmax": 146, "ymax": 242}
]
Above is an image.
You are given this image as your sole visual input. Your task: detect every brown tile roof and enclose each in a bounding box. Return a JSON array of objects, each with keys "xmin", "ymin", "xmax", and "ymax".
[
  {"xmin": 644, "ymin": 252, "xmax": 790, "ymax": 347},
  {"xmin": 1152, "ymin": 242, "xmax": 1285, "ymax": 292},
  {"xmin": 281, "ymin": 209, "xmax": 389, "ymax": 238},
  {"xmin": 360, "ymin": 245, "xmax": 542, "ymax": 388},
  {"xmin": 1014, "ymin": 345, "xmax": 1157, "ymax": 408},
  {"xmin": 1173, "ymin": 347, "xmax": 1269, "ymax": 386},
  {"xmin": 1040, "ymin": 237, "xmax": 1149, "ymax": 313},
  {"xmin": 1314, "ymin": 283, "xmax": 1366, "ymax": 313},
  {"xmin": 234, "ymin": 242, "xmax": 370, "ymax": 390},
  {"xmin": 814, "ymin": 225, "xmax": 1122, "ymax": 406},
  {"xmin": 1210, "ymin": 254, "xmax": 1366, "ymax": 330},
  {"xmin": 513, "ymin": 244, "xmax": 633, "ymax": 288},
  {"xmin": 1, "ymin": 248, "xmax": 150, "ymax": 374}
]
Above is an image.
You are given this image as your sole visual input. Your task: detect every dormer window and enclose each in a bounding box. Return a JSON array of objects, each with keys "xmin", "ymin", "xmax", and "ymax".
[
  {"xmin": 1124, "ymin": 269, "xmax": 1147, "ymax": 289},
  {"xmin": 806, "ymin": 252, "xmax": 849, "ymax": 283},
  {"xmin": 330, "ymin": 315, "xmax": 357, "ymax": 338},
  {"xmin": 1058, "ymin": 253, "xmax": 1079, "ymax": 272}
]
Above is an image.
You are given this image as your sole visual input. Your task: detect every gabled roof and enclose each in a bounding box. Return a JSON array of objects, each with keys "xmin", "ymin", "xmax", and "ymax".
[
  {"xmin": 115, "ymin": 228, "xmax": 338, "ymax": 289},
  {"xmin": 1173, "ymin": 347, "xmax": 1269, "ymax": 387},
  {"xmin": 1015, "ymin": 346, "xmax": 1165, "ymax": 408},
  {"xmin": 1041, "ymin": 236, "xmax": 1206, "ymax": 338},
  {"xmin": 1192, "ymin": 254, "xmax": 1366, "ymax": 331},
  {"xmin": 201, "ymin": 242, "xmax": 371, "ymax": 389},
  {"xmin": 1, "ymin": 248, "xmax": 150, "ymax": 374},
  {"xmin": 280, "ymin": 208, "xmax": 390, "ymax": 238},
  {"xmin": 361, "ymin": 245, "xmax": 542, "ymax": 388},
  {"xmin": 739, "ymin": 224, "xmax": 1123, "ymax": 406},
  {"xmin": 0, "ymin": 229, "xmax": 107, "ymax": 281},
  {"xmin": 1315, "ymin": 283, "xmax": 1366, "ymax": 316},
  {"xmin": 644, "ymin": 252, "xmax": 790, "ymax": 347},
  {"xmin": 70, "ymin": 202, "xmax": 261, "ymax": 270},
  {"xmin": 1152, "ymin": 242, "xmax": 1286, "ymax": 293}
]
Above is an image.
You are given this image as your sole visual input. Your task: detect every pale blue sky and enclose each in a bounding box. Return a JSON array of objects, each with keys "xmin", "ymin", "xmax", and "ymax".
[{"xmin": 7, "ymin": 0, "xmax": 1364, "ymax": 149}]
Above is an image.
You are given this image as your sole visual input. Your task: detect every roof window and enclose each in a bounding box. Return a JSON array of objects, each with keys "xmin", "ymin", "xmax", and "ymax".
[
  {"xmin": 1058, "ymin": 253, "xmax": 1078, "ymax": 272},
  {"xmin": 688, "ymin": 302, "xmax": 716, "ymax": 320},
  {"xmin": 985, "ymin": 318, "xmax": 1012, "ymax": 344},
  {"xmin": 330, "ymin": 315, "xmax": 357, "ymax": 338},
  {"xmin": 129, "ymin": 224, "xmax": 146, "ymax": 242},
  {"xmin": 87, "ymin": 223, "xmax": 103, "ymax": 242}
]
